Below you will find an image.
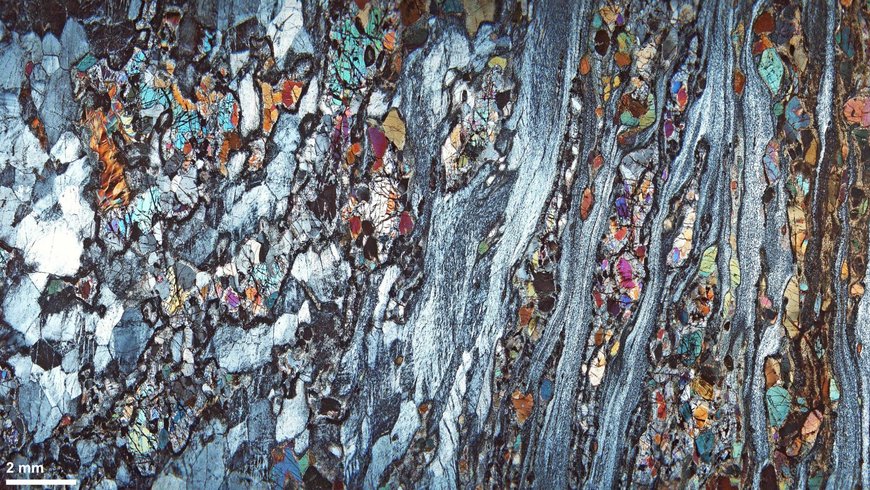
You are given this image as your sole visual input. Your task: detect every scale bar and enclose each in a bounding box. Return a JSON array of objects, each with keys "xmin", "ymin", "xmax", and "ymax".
[{"xmin": 6, "ymin": 479, "xmax": 78, "ymax": 486}]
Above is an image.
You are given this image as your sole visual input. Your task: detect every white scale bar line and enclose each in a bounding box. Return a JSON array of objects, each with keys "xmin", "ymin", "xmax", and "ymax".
[{"xmin": 6, "ymin": 479, "xmax": 78, "ymax": 486}]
